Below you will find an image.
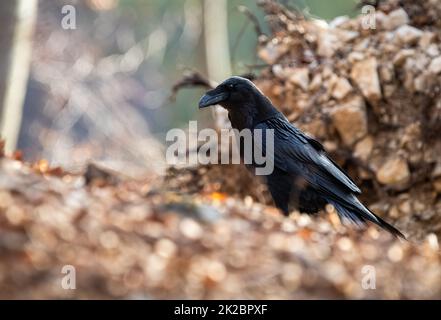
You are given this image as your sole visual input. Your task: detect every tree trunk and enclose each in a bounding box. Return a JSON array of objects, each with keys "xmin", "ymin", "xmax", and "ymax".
[
  {"xmin": 203, "ymin": 0, "xmax": 231, "ymax": 130},
  {"xmin": 0, "ymin": 0, "xmax": 37, "ymax": 153}
]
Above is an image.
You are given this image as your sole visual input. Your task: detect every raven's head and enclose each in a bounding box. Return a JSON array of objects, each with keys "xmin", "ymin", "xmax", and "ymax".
[
  {"xmin": 199, "ymin": 76, "xmax": 279, "ymax": 128},
  {"xmin": 198, "ymin": 76, "xmax": 267, "ymax": 110}
]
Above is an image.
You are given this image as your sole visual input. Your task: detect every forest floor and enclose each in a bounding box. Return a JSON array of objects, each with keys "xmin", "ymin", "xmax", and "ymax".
[
  {"xmin": 2, "ymin": 0, "xmax": 441, "ymax": 301},
  {"xmin": 0, "ymin": 154, "xmax": 440, "ymax": 299}
]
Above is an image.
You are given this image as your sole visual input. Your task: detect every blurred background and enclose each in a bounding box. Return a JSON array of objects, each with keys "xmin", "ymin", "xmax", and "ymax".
[
  {"xmin": 3, "ymin": 0, "xmax": 441, "ymax": 300},
  {"xmin": 1, "ymin": 0, "xmax": 358, "ymax": 176}
]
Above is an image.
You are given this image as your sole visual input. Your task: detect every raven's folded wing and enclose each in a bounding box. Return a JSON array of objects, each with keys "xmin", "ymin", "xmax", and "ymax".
[
  {"xmin": 255, "ymin": 116, "xmax": 361, "ymax": 194},
  {"xmin": 253, "ymin": 116, "xmax": 404, "ymax": 238}
]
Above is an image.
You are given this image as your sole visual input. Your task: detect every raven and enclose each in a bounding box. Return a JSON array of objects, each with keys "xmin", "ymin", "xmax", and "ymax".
[{"xmin": 199, "ymin": 76, "xmax": 404, "ymax": 238}]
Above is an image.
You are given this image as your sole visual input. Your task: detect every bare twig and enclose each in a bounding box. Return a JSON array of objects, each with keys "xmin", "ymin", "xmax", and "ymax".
[
  {"xmin": 237, "ymin": 5, "xmax": 265, "ymax": 36},
  {"xmin": 170, "ymin": 71, "xmax": 215, "ymax": 102}
]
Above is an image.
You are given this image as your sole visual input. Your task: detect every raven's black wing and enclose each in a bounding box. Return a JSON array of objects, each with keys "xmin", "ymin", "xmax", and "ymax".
[
  {"xmin": 255, "ymin": 115, "xmax": 404, "ymax": 238},
  {"xmin": 255, "ymin": 114, "xmax": 361, "ymax": 194}
]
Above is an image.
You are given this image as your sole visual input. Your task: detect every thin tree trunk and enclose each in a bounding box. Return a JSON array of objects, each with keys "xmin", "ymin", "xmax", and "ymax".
[
  {"xmin": 0, "ymin": 0, "xmax": 37, "ymax": 153},
  {"xmin": 203, "ymin": 0, "xmax": 231, "ymax": 129}
]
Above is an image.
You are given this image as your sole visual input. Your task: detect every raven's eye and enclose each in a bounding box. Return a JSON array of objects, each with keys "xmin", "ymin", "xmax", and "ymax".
[{"xmin": 227, "ymin": 83, "xmax": 235, "ymax": 90}]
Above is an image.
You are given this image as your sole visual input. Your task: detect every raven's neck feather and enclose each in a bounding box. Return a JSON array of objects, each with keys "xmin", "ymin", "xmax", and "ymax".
[{"xmin": 228, "ymin": 94, "xmax": 280, "ymax": 130}]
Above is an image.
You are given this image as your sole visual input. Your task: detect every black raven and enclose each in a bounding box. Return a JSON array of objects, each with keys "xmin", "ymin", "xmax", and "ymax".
[{"xmin": 199, "ymin": 76, "xmax": 404, "ymax": 238}]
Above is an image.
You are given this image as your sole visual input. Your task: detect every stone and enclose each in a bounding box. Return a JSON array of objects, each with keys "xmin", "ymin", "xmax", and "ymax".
[
  {"xmin": 272, "ymin": 64, "xmax": 287, "ymax": 79},
  {"xmin": 383, "ymin": 84, "xmax": 396, "ymax": 98},
  {"xmin": 393, "ymin": 49, "xmax": 415, "ymax": 66},
  {"xmin": 317, "ymin": 31, "xmax": 340, "ymax": 57},
  {"xmin": 398, "ymin": 199, "xmax": 412, "ymax": 215},
  {"xmin": 273, "ymin": 66, "xmax": 310, "ymax": 91},
  {"xmin": 337, "ymin": 29, "xmax": 359, "ymax": 42},
  {"xmin": 309, "ymin": 73, "xmax": 322, "ymax": 91},
  {"xmin": 376, "ymin": 157, "xmax": 410, "ymax": 186},
  {"xmin": 389, "ymin": 205, "xmax": 400, "ymax": 219},
  {"xmin": 373, "ymin": 11, "xmax": 387, "ymax": 30},
  {"xmin": 379, "ymin": 64, "xmax": 394, "ymax": 83},
  {"xmin": 350, "ymin": 57, "xmax": 382, "ymax": 103},
  {"xmin": 383, "ymin": 8, "xmax": 409, "ymax": 30},
  {"xmin": 354, "ymin": 38, "xmax": 370, "ymax": 52},
  {"xmin": 299, "ymin": 118, "xmax": 326, "ymax": 139},
  {"xmin": 354, "ymin": 135, "xmax": 374, "ymax": 161},
  {"xmin": 414, "ymin": 73, "xmax": 428, "ymax": 92},
  {"xmin": 331, "ymin": 95, "xmax": 367, "ymax": 146},
  {"xmin": 331, "ymin": 77, "xmax": 353, "ymax": 100},
  {"xmin": 315, "ymin": 27, "xmax": 357, "ymax": 58},
  {"xmin": 428, "ymin": 56, "xmax": 441, "ymax": 74},
  {"xmin": 288, "ymin": 67, "xmax": 309, "ymax": 91},
  {"xmin": 395, "ymin": 25, "xmax": 423, "ymax": 45},
  {"xmin": 329, "ymin": 16, "xmax": 350, "ymax": 28},
  {"xmin": 348, "ymin": 52, "xmax": 365, "ymax": 63},
  {"xmin": 433, "ymin": 178, "xmax": 441, "ymax": 193},
  {"xmin": 426, "ymin": 44, "xmax": 440, "ymax": 58},
  {"xmin": 432, "ymin": 162, "xmax": 441, "ymax": 178},
  {"xmin": 419, "ymin": 31, "xmax": 436, "ymax": 47},
  {"xmin": 258, "ymin": 39, "xmax": 290, "ymax": 65}
]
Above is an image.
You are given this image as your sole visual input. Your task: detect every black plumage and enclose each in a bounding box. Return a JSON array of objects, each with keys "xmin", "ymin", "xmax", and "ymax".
[{"xmin": 199, "ymin": 76, "xmax": 404, "ymax": 238}]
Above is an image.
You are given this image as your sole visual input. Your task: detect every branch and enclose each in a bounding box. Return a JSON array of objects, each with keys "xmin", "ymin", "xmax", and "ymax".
[
  {"xmin": 237, "ymin": 5, "xmax": 265, "ymax": 36},
  {"xmin": 170, "ymin": 71, "xmax": 215, "ymax": 102}
]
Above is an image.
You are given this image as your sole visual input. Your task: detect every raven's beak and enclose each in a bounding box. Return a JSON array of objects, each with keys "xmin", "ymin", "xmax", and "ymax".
[{"xmin": 198, "ymin": 91, "xmax": 229, "ymax": 109}]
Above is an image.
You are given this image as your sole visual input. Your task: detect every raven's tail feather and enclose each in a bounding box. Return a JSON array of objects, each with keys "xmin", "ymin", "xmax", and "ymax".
[{"xmin": 328, "ymin": 198, "xmax": 406, "ymax": 239}]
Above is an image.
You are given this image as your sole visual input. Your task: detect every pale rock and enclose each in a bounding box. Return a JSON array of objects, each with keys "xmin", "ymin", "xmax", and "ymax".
[
  {"xmin": 348, "ymin": 52, "xmax": 365, "ymax": 63},
  {"xmin": 383, "ymin": 84, "xmax": 396, "ymax": 98},
  {"xmin": 432, "ymin": 161, "xmax": 441, "ymax": 178},
  {"xmin": 331, "ymin": 95, "xmax": 367, "ymax": 146},
  {"xmin": 428, "ymin": 56, "xmax": 441, "ymax": 74},
  {"xmin": 413, "ymin": 200, "xmax": 426, "ymax": 213},
  {"xmin": 426, "ymin": 44, "xmax": 440, "ymax": 58},
  {"xmin": 331, "ymin": 77, "xmax": 353, "ymax": 100},
  {"xmin": 323, "ymin": 140, "xmax": 338, "ymax": 152},
  {"xmin": 383, "ymin": 8, "xmax": 409, "ymax": 30},
  {"xmin": 258, "ymin": 39, "xmax": 290, "ymax": 65},
  {"xmin": 433, "ymin": 178, "xmax": 441, "ymax": 193},
  {"xmin": 336, "ymin": 29, "xmax": 359, "ymax": 42},
  {"xmin": 392, "ymin": 49, "xmax": 415, "ymax": 66},
  {"xmin": 354, "ymin": 135, "xmax": 374, "ymax": 161},
  {"xmin": 379, "ymin": 64, "xmax": 394, "ymax": 82},
  {"xmin": 327, "ymin": 73, "xmax": 339, "ymax": 87},
  {"xmin": 288, "ymin": 67, "xmax": 309, "ymax": 90},
  {"xmin": 398, "ymin": 199, "xmax": 412, "ymax": 215},
  {"xmin": 272, "ymin": 65, "xmax": 309, "ymax": 87},
  {"xmin": 309, "ymin": 73, "xmax": 323, "ymax": 91},
  {"xmin": 419, "ymin": 31, "xmax": 436, "ymax": 47},
  {"xmin": 322, "ymin": 66, "xmax": 334, "ymax": 79},
  {"xmin": 404, "ymin": 71, "xmax": 415, "ymax": 93},
  {"xmin": 389, "ymin": 205, "xmax": 400, "ymax": 219},
  {"xmin": 394, "ymin": 25, "xmax": 423, "ymax": 45},
  {"xmin": 376, "ymin": 157, "xmax": 410, "ymax": 186},
  {"xmin": 350, "ymin": 57, "xmax": 382, "ymax": 103},
  {"xmin": 272, "ymin": 64, "xmax": 287, "ymax": 79},
  {"xmin": 403, "ymin": 57, "xmax": 417, "ymax": 73},
  {"xmin": 317, "ymin": 30, "xmax": 340, "ymax": 57},
  {"xmin": 383, "ymin": 31, "xmax": 396, "ymax": 43},
  {"xmin": 414, "ymin": 73, "xmax": 428, "ymax": 92},
  {"xmin": 329, "ymin": 16, "xmax": 350, "ymax": 28},
  {"xmin": 299, "ymin": 118, "xmax": 326, "ymax": 139},
  {"xmin": 373, "ymin": 11, "xmax": 387, "ymax": 30},
  {"xmin": 354, "ymin": 38, "xmax": 370, "ymax": 51},
  {"xmin": 414, "ymin": 53, "xmax": 430, "ymax": 71},
  {"xmin": 315, "ymin": 25, "xmax": 357, "ymax": 57}
]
